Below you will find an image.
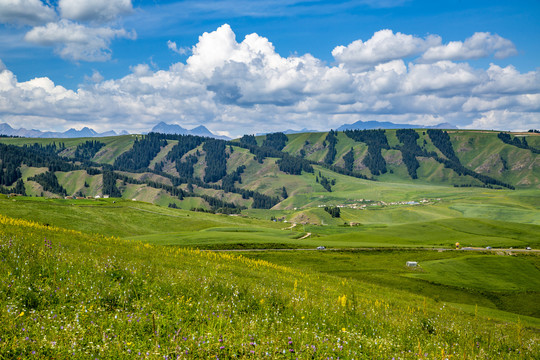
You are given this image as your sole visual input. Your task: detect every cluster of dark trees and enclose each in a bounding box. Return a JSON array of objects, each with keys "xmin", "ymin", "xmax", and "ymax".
[
  {"xmin": 343, "ymin": 148, "xmax": 354, "ymax": 172},
  {"xmin": 221, "ymin": 165, "xmax": 245, "ymax": 192},
  {"xmin": 74, "ymin": 140, "xmax": 105, "ymax": 160},
  {"xmin": 454, "ymin": 184, "xmax": 504, "ymax": 189},
  {"xmin": 396, "ymin": 129, "xmax": 422, "ymax": 179},
  {"xmin": 195, "ymin": 193, "xmax": 243, "ymax": 211},
  {"xmin": 262, "ymin": 132, "xmax": 288, "ymax": 151},
  {"xmin": 0, "ymin": 179, "xmax": 26, "ymax": 195},
  {"xmin": 174, "ymin": 155, "xmax": 196, "ymax": 178},
  {"xmin": 427, "ymin": 129, "xmax": 460, "ymax": 163},
  {"xmin": 238, "ymin": 134, "xmax": 284, "ymax": 163},
  {"xmin": 498, "ymin": 132, "xmax": 539, "ymax": 154},
  {"xmin": 202, "ymin": 139, "xmax": 228, "ymax": 183},
  {"xmin": 0, "ymin": 161, "xmax": 21, "ymax": 186},
  {"xmin": 344, "ymin": 129, "xmax": 389, "ymax": 175},
  {"xmin": 0, "ymin": 142, "xmax": 77, "ymax": 189},
  {"xmin": 323, "ymin": 130, "xmax": 338, "ymax": 165},
  {"xmin": 166, "ymin": 135, "xmax": 205, "ymax": 163},
  {"xmin": 239, "ymin": 134, "xmax": 258, "ymax": 147},
  {"xmin": 23, "ymin": 142, "xmax": 65, "ymax": 156},
  {"xmin": 316, "ymin": 172, "xmax": 335, "ymax": 192},
  {"xmin": 114, "ymin": 133, "xmax": 167, "ymax": 171},
  {"xmin": 277, "ymin": 153, "xmax": 314, "ymax": 175},
  {"xmin": 162, "ymin": 135, "xmax": 205, "ymax": 178},
  {"xmin": 324, "ymin": 206, "xmax": 340, "ymax": 218},
  {"xmin": 1, "ymin": 143, "xmax": 73, "ymax": 173},
  {"xmin": 436, "ymin": 156, "xmax": 514, "ymax": 189},
  {"xmin": 102, "ymin": 170, "xmax": 122, "ymax": 197},
  {"xmin": 320, "ymin": 163, "xmax": 372, "ymax": 181},
  {"xmin": 252, "ymin": 192, "xmax": 280, "ymax": 209},
  {"xmin": 28, "ymin": 171, "xmax": 67, "ymax": 196},
  {"xmin": 189, "ymin": 206, "xmax": 242, "ymax": 215}
]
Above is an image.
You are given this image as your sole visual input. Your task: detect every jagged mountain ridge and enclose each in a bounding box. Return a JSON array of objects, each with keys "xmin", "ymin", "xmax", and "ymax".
[
  {"xmin": 1, "ymin": 120, "xmax": 458, "ymax": 140},
  {"xmin": 150, "ymin": 122, "xmax": 230, "ymax": 139},
  {"xmin": 0, "ymin": 122, "xmax": 229, "ymax": 140},
  {"xmin": 0, "ymin": 123, "xmax": 126, "ymax": 138}
]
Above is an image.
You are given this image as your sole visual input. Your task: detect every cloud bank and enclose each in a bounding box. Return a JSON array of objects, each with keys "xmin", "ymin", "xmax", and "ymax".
[
  {"xmin": 59, "ymin": 0, "xmax": 133, "ymax": 23},
  {"xmin": 24, "ymin": 19, "xmax": 135, "ymax": 61},
  {"xmin": 0, "ymin": 24, "xmax": 538, "ymax": 135},
  {"xmin": 0, "ymin": 0, "xmax": 135, "ymax": 61},
  {"xmin": 0, "ymin": 0, "xmax": 56, "ymax": 26}
]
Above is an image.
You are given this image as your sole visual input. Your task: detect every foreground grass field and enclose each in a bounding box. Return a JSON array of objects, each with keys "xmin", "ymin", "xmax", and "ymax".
[{"xmin": 1, "ymin": 214, "xmax": 538, "ymax": 358}]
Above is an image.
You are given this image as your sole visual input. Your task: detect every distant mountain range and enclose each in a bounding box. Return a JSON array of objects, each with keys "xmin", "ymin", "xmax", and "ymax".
[
  {"xmin": 0, "ymin": 122, "xmax": 228, "ymax": 139},
  {"xmin": 0, "ymin": 120, "xmax": 458, "ymax": 139},
  {"xmin": 336, "ymin": 120, "xmax": 457, "ymax": 131},
  {"xmin": 150, "ymin": 122, "xmax": 230, "ymax": 140},
  {"xmin": 0, "ymin": 123, "xmax": 129, "ymax": 138}
]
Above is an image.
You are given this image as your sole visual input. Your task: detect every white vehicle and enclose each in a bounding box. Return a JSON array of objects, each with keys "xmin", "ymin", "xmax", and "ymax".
[
  {"xmin": 317, "ymin": 246, "xmax": 326, "ymax": 250},
  {"xmin": 526, "ymin": 247, "xmax": 532, "ymax": 250}
]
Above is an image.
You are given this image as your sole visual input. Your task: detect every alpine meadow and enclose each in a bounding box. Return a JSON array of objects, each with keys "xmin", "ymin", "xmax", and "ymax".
[
  {"xmin": 1, "ymin": 0, "xmax": 540, "ymax": 358},
  {"xmin": 0, "ymin": 128, "xmax": 539, "ymax": 359}
]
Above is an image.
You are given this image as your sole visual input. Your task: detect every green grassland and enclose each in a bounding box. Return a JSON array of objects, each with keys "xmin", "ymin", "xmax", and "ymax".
[
  {"xmin": 0, "ymin": 197, "xmax": 284, "ymax": 237},
  {"xmin": 1, "ymin": 212, "xmax": 538, "ymax": 358},
  {"xmin": 1, "ymin": 131, "xmax": 539, "ymax": 358},
  {"xmin": 0, "ymin": 195, "xmax": 538, "ymax": 324},
  {"xmin": 242, "ymin": 249, "xmax": 540, "ymax": 321},
  {"xmin": 410, "ymin": 255, "xmax": 540, "ymax": 292}
]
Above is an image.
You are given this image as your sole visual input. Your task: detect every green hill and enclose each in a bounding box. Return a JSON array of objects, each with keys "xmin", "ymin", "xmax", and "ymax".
[{"xmin": 1, "ymin": 130, "xmax": 538, "ymax": 218}]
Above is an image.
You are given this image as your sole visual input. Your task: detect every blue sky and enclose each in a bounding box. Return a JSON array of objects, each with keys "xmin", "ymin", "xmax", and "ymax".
[{"xmin": 0, "ymin": 0, "xmax": 539, "ymax": 136}]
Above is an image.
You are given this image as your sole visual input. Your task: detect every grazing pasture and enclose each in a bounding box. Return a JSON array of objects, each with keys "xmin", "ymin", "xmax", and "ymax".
[{"xmin": 0, "ymin": 213, "xmax": 538, "ymax": 358}]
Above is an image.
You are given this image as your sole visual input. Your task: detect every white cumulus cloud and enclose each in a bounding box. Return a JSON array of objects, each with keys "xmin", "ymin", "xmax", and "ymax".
[
  {"xmin": 0, "ymin": 0, "xmax": 57, "ymax": 26},
  {"xmin": 24, "ymin": 19, "xmax": 136, "ymax": 61},
  {"xmin": 421, "ymin": 32, "xmax": 517, "ymax": 62},
  {"xmin": 466, "ymin": 110, "xmax": 540, "ymax": 132},
  {"xmin": 59, "ymin": 0, "xmax": 133, "ymax": 23},
  {"xmin": 0, "ymin": 0, "xmax": 56, "ymax": 25},
  {"xmin": 0, "ymin": 26, "xmax": 539, "ymax": 135},
  {"xmin": 332, "ymin": 29, "xmax": 440, "ymax": 70},
  {"xmin": 167, "ymin": 40, "xmax": 189, "ymax": 55}
]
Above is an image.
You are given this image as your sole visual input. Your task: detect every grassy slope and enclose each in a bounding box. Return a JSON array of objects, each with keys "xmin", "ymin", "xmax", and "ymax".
[
  {"xmin": 2, "ymin": 131, "xmax": 538, "ymax": 213},
  {"xmin": 282, "ymin": 130, "xmax": 540, "ymax": 189},
  {"xmin": 450, "ymin": 131, "xmax": 539, "ymax": 188},
  {"xmin": 409, "ymin": 255, "xmax": 540, "ymax": 292},
  {"xmin": 1, "ymin": 194, "xmax": 538, "ymax": 250},
  {"xmin": 243, "ymin": 250, "xmax": 540, "ymax": 320},
  {"xmin": 0, "ymin": 135, "xmax": 138, "ymax": 165},
  {"xmin": 148, "ymin": 140, "xmax": 178, "ymax": 170},
  {"xmin": 0, "ymin": 197, "xmax": 282, "ymax": 238},
  {"xmin": 2, "ymin": 215, "xmax": 537, "ymax": 358}
]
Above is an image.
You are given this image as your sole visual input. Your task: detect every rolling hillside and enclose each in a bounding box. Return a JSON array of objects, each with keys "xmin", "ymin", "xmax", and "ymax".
[{"xmin": 0, "ymin": 130, "xmax": 538, "ymax": 217}]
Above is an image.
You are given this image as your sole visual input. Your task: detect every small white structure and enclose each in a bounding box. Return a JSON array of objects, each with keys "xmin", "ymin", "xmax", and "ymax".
[{"xmin": 406, "ymin": 261, "xmax": 418, "ymax": 267}]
